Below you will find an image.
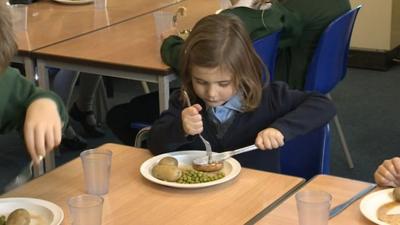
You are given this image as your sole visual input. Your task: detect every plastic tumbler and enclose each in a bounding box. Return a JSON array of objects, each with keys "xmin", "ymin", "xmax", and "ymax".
[
  {"xmin": 219, "ymin": 0, "xmax": 232, "ymax": 10},
  {"xmin": 68, "ymin": 194, "xmax": 103, "ymax": 225},
  {"xmin": 10, "ymin": 4, "xmax": 27, "ymax": 31},
  {"xmin": 295, "ymin": 190, "xmax": 332, "ymax": 225},
  {"xmin": 94, "ymin": 0, "xmax": 107, "ymax": 10},
  {"xmin": 153, "ymin": 11, "xmax": 174, "ymax": 40},
  {"xmin": 80, "ymin": 149, "xmax": 112, "ymax": 195}
]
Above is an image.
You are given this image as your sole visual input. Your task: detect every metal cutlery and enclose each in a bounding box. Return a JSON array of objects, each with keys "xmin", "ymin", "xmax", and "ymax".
[
  {"xmin": 193, "ymin": 144, "xmax": 258, "ymax": 165},
  {"xmin": 4, "ymin": 155, "xmax": 44, "ymax": 192},
  {"xmin": 329, "ymin": 183, "xmax": 377, "ymax": 219},
  {"xmin": 198, "ymin": 135, "xmax": 212, "ymax": 163},
  {"xmin": 182, "ymin": 90, "xmax": 213, "ymax": 163}
]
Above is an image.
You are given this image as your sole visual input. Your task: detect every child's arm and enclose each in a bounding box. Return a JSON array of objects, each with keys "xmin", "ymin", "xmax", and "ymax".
[
  {"xmin": 255, "ymin": 127, "xmax": 284, "ymax": 150},
  {"xmin": 1, "ymin": 67, "xmax": 67, "ymax": 163},
  {"xmin": 374, "ymin": 157, "xmax": 400, "ymax": 187},
  {"xmin": 266, "ymin": 82, "xmax": 336, "ymax": 142},
  {"xmin": 148, "ymin": 91, "xmax": 194, "ymax": 155},
  {"xmin": 24, "ymin": 98, "xmax": 63, "ymax": 164},
  {"xmin": 181, "ymin": 104, "xmax": 203, "ymax": 136},
  {"xmin": 160, "ymin": 35, "xmax": 184, "ymax": 72}
]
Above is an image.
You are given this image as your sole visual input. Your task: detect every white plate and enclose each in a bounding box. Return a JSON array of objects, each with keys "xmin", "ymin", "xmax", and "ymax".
[
  {"xmin": 140, "ymin": 150, "xmax": 241, "ymax": 188},
  {"xmin": 53, "ymin": 0, "xmax": 93, "ymax": 5},
  {"xmin": 0, "ymin": 197, "xmax": 63, "ymax": 225},
  {"xmin": 360, "ymin": 188, "xmax": 400, "ymax": 225}
]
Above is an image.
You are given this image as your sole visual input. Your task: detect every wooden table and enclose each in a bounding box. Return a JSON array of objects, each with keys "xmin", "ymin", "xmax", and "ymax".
[
  {"xmin": 15, "ymin": 0, "xmax": 187, "ymax": 52},
  {"xmin": 255, "ymin": 174, "xmax": 376, "ymax": 225},
  {"xmin": 11, "ymin": 0, "xmax": 191, "ymax": 172},
  {"xmin": 2, "ymin": 143, "xmax": 305, "ymax": 225},
  {"xmin": 12, "ymin": 0, "xmax": 186, "ymax": 80},
  {"xmin": 13, "ymin": 0, "xmax": 219, "ymax": 173},
  {"xmin": 34, "ymin": 0, "xmax": 221, "ymax": 111}
]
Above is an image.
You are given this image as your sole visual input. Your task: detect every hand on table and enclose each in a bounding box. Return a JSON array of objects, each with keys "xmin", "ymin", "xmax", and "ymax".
[
  {"xmin": 24, "ymin": 98, "xmax": 63, "ymax": 164},
  {"xmin": 256, "ymin": 128, "xmax": 284, "ymax": 150},
  {"xmin": 182, "ymin": 104, "xmax": 203, "ymax": 136},
  {"xmin": 374, "ymin": 157, "xmax": 400, "ymax": 187}
]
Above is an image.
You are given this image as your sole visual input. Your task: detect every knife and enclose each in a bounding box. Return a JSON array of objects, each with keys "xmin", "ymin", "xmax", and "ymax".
[
  {"xmin": 193, "ymin": 144, "xmax": 258, "ymax": 165},
  {"xmin": 329, "ymin": 183, "xmax": 377, "ymax": 219}
]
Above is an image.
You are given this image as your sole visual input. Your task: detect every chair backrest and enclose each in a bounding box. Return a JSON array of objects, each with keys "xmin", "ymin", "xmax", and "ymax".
[
  {"xmin": 252, "ymin": 31, "xmax": 281, "ymax": 82},
  {"xmin": 280, "ymin": 124, "xmax": 330, "ymax": 180},
  {"xmin": 304, "ymin": 5, "xmax": 362, "ymax": 93}
]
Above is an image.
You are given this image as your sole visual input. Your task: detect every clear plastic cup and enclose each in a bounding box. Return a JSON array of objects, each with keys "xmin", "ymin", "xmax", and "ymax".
[
  {"xmin": 80, "ymin": 149, "xmax": 112, "ymax": 195},
  {"xmin": 295, "ymin": 190, "xmax": 332, "ymax": 225},
  {"xmin": 94, "ymin": 0, "xmax": 107, "ymax": 10},
  {"xmin": 68, "ymin": 194, "xmax": 104, "ymax": 225},
  {"xmin": 10, "ymin": 4, "xmax": 27, "ymax": 31},
  {"xmin": 153, "ymin": 11, "xmax": 174, "ymax": 40},
  {"xmin": 219, "ymin": 0, "xmax": 232, "ymax": 10}
]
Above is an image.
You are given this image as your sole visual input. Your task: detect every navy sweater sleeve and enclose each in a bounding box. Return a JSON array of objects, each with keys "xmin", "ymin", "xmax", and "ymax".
[
  {"xmin": 148, "ymin": 91, "xmax": 192, "ymax": 155},
  {"xmin": 266, "ymin": 82, "xmax": 336, "ymax": 141}
]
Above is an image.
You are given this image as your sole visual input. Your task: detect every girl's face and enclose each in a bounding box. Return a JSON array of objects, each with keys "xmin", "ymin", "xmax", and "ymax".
[{"xmin": 191, "ymin": 65, "xmax": 237, "ymax": 107}]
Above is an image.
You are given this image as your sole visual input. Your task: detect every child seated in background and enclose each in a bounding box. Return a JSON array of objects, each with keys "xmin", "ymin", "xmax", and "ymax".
[
  {"xmin": 106, "ymin": 0, "xmax": 349, "ymax": 145},
  {"xmin": 375, "ymin": 157, "xmax": 400, "ymax": 187},
  {"xmin": 148, "ymin": 14, "xmax": 336, "ymax": 172},
  {"xmin": 0, "ymin": 2, "xmax": 67, "ymax": 164},
  {"xmin": 161, "ymin": 0, "xmax": 350, "ymax": 89}
]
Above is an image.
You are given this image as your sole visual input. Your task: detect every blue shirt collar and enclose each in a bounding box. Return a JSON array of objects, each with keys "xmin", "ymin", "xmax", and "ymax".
[
  {"xmin": 209, "ymin": 94, "xmax": 243, "ymax": 124},
  {"xmin": 219, "ymin": 93, "xmax": 243, "ymax": 112}
]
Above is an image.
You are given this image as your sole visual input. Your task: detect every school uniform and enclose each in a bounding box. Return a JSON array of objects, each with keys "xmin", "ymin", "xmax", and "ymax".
[
  {"xmin": 0, "ymin": 67, "xmax": 67, "ymax": 133},
  {"xmin": 160, "ymin": 0, "xmax": 351, "ymax": 89},
  {"xmin": 276, "ymin": 0, "xmax": 351, "ymax": 89},
  {"xmin": 148, "ymin": 82, "xmax": 336, "ymax": 172}
]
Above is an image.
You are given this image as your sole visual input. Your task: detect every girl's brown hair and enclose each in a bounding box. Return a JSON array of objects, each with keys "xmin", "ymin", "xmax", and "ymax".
[
  {"xmin": 179, "ymin": 14, "xmax": 265, "ymax": 111},
  {"xmin": 0, "ymin": 2, "xmax": 17, "ymax": 73}
]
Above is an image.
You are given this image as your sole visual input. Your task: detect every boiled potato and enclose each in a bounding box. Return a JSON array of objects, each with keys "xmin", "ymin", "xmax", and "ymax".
[
  {"xmin": 6, "ymin": 208, "xmax": 30, "ymax": 225},
  {"xmin": 158, "ymin": 156, "xmax": 178, "ymax": 166},
  {"xmin": 393, "ymin": 187, "xmax": 400, "ymax": 202},
  {"xmin": 152, "ymin": 164, "xmax": 182, "ymax": 182}
]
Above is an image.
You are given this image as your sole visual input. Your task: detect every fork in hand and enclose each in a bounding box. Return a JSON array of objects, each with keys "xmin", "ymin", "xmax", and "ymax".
[{"xmin": 182, "ymin": 90, "xmax": 213, "ymax": 163}]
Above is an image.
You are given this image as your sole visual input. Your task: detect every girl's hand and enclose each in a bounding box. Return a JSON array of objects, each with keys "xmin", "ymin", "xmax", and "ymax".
[
  {"xmin": 256, "ymin": 128, "xmax": 284, "ymax": 150},
  {"xmin": 181, "ymin": 104, "xmax": 203, "ymax": 136},
  {"xmin": 24, "ymin": 98, "xmax": 63, "ymax": 164},
  {"xmin": 374, "ymin": 157, "xmax": 400, "ymax": 187}
]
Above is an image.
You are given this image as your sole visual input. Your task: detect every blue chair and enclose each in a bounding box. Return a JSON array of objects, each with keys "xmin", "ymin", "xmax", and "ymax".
[
  {"xmin": 304, "ymin": 5, "xmax": 361, "ymax": 93},
  {"xmin": 280, "ymin": 124, "xmax": 330, "ymax": 180},
  {"xmin": 303, "ymin": 5, "xmax": 362, "ymax": 169},
  {"xmin": 252, "ymin": 31, "xmax": 281, "ymax": 82}
]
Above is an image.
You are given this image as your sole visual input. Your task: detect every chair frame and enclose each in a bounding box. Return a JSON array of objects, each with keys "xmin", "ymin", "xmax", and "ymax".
[
  {"xmin": 280, "ymin": 124, "xmax": 331, "ymax": 180},
  {"xmin": 304, "ymin": 5, "xmax": 362, "ymax": 169}
]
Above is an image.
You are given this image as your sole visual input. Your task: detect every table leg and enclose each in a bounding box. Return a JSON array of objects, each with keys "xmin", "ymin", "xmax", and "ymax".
[
  {"xmin": 32, "ymin": 161, "xmax": 45, "ymax": 177},
  {"xmin": 37, "ymin": 59, "xmax": 50, "ymax": 89},
  {"xmin": 23, "ymin": 57, "xmax": 36, "ymax": 82},
  {"xmin": 36, "ymin": 59, "xmax": 56, "ymax": 172},
  {"xmin": 44, "ymin": 151, "xmax": 56, "ymax": 172},
  {"xmin": 158, "ymin": 75, "xmax": 170, "ymax": 112}
]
